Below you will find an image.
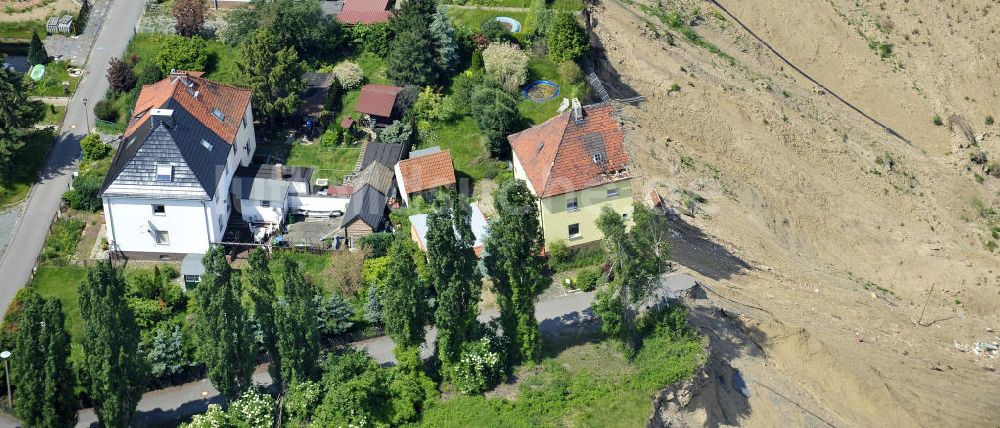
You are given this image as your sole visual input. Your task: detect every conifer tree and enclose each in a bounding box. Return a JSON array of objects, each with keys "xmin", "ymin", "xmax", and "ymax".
[
  {"xmin": 236, "ymin": 28, "xmax": 306, "ymax": 124},
  {"xmin": 79, "ymin": 260, "xmax": 148, "ymax": 427},
  {"xmin": 429, "ymin": 5, "xmax": 459, "ymax": 74},
  {"xmin": 40, "ymin": 298, "xmax": 77, "ymax": 427},
  {"xmin": 196, "ymin": 246, "xmax": 254, "ymax": 400},
  {"xmin": 380, "ymin": 238, "xmax": 428, "ymax": 354},
  {"xmin": 27, "ymin": 31, "xmax": 48, "ymax": 65}
]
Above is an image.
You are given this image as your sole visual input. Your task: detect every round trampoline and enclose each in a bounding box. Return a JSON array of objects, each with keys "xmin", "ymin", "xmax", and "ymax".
[
  {"xmin": 494, "ymin": 16, "xmax": 522, "ymax": 33},
  {"xmin": 521, "ymin": 80, "xmax": 560, "ymax": 103}
]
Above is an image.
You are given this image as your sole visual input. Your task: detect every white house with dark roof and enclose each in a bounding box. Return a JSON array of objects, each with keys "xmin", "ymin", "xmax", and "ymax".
[{"xmin": 100, "ymin": 72, "xmax": 255, "ymax": 258}]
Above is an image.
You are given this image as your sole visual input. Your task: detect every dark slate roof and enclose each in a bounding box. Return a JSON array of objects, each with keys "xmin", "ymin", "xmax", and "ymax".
[
  {"xmin": 341, "ymin": 184, "xmax": 388, "ymax": 230},
  {"xmin": 361, "ymin": 142, "xmax": 404, "ymax": 169},
  {"xmin": 101, "ymin": 99, "xmax": 233, "ymax": 199},
  {"xmin": 299, "ymin": 73, "xmax": 335, "ymax": 117}
]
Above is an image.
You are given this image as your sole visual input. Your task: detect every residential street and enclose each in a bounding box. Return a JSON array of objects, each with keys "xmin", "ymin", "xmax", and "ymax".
[
  {"xmin": 75, "ymin": 291, "xmax": 596, "ymax": 427},
  {"xmin": 0, "ymin": 0, "xmax": 146, "ymax": 315}
]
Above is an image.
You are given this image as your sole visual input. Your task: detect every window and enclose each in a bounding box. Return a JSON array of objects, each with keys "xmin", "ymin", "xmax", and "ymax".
[
  {"xmin": 211, "ymin": 108, "xmax": 226, "ymax": 122},
  {"xmin": 152, "ymin": 204, "xmax": 166, "ymax": 215},
  {"xmin": 607, "ymin": 187, "xmax": 619, "ymax": 198},
  {"xmin": 260, "ymin": 200, "xmax": 270, "ymax": 207},
  {"xmin": 183, "ymin": 275, "xmax": 201, "ymax": 289},
  {"xmin": 241, "ymin": 116, "xmax": 247, "ymax": 128},
  {"xmin": 568, "ymin": 223, "xmax": 580, "ymax": 238},
  {"xmin": 622, "ymin": 212, "xmax": 629, "ymax": 220},
  {"xmin": 155, "ymin": 230, "xmax": 169, "ymax": 245},
  {"xmin": 566, "ymin": 197, "xmax": 579, "ymax": 212},
  {"xmin": 200, "ymin": 139, "xmax": 212, "ymax": 150},
  {"xmin": 218, "ymin": 214, "xmax": 224, "ymax": 231},
  {"xmin": 155, "ymin": 164, "xmax": 173, "ymax": 182}
]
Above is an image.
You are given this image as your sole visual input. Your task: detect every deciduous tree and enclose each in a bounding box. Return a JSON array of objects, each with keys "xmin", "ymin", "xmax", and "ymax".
[
  {"xmin": 155, "ymin": 35, "xmax": 208, "ymax": 74},
  {"xmin": 195, "ymin": 246, "xmax": 254, "ymax": 400},
  {"xmin": 172, "ymin": 0, "xmax": 206, "ymax": 37},
  {"xmin": 380, "ymin": 239, "xmax": 428, "ymax": 353},
  {"xmin": 0, "ymin": 57, "xmax": 44, "ymax": 183},
  {"xmin": 427, "ymin": 191, "xmax": 481, "ymax": 367},
  {"xmin": 247, "ymin": 248, "xmax": 282, "ymax": 390},
  {"xmin": 78, "ymin": 260, "xmax": 148, "ymax": 427},
  {"xmin": 106, "ymin": 56, "xmax": 136, "ymax": 93},
  {"xmin": 482, "ymin": 41, "xmax": 529, "ymax": 92},
  {"xmin": 483, "ymin": 179, "xmax": 545, "ymax": 362},
  {"xmin": 276, "ymin": 257, "xmax": 320, "ymax": 385}
]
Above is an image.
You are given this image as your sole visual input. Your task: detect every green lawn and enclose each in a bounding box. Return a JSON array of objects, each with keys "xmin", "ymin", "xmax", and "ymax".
[
  {"xmin": 40, "ymin": 103, "xmax": 67, "ymax": 126},
  {"xmin": 327, "ymin": 51, "xmax": 391, "ymax": 131},
  {"xmin": 0, "ymin": 129, "xmax": 55, "ymax": 207},
  {"xmin": 285, "ymin": 141, "xmax": 363, "ymax": 185},
  {"xmin": 420, "ymin": 307, "xmax": 705, "ymax": 427},
  {"xmin": 423, "ymin": 117, "xmax": 491, "ymax": 181},
  {"xmin": 125, "ymin": 33, "xmax": 240, "ymax": 84},
  {"xmin": 0, "ymin": 20, "xmax": 47, "ymax": 41},
  {"xmin": 447, "ymin": 9, "xmax": 529, "ymax": 34},
  {"xmin": 28, "ymin": 61, "xmax": 81, "ymax": 97},
  {"xmin": 443, "ymin": 0, "xmax": 582, "ymax": 10},
  {"xmin": 31, "ymin": 264, "xmax": 88, "ymax": 342},
  {"xmin": 518, "ymin": 57, "xmax": 588, "ymax": 126}
]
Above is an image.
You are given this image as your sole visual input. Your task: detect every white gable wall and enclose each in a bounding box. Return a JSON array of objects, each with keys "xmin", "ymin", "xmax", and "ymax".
[{"xmin": 104, "ymin": 197, "xmax": 216, "ymax": 254}]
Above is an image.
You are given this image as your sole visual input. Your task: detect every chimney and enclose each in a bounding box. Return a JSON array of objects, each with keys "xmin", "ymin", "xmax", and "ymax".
[
  {"xmin": 571, "ymin": 98, "xmax": 584, "ymax": 124},
  {"xmin": 274, "ymin": 163, "xmax": 284, "ymax": 181},
  {"xmin": 150, "ymin": 108, "xmax": 175, "ymax": 128}
]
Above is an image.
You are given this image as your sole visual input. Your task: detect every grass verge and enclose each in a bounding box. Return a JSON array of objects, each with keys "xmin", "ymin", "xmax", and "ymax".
[{"xmin": 0, "ymin": 129, "xmax": 55, "ymax": 207}]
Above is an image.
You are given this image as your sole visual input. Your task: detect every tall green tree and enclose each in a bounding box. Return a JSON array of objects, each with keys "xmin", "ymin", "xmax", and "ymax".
[
  {"xmin": 0, "ymin": 56, "xmax": 44, "ymax": 183},
  {"xmin": 79, "ymin": 260, "xmax": 148, "ymax": 427},
  {"xmin": 236, "ymin": 28, "xmax": 307, "ymax": 124},
  {"xmin": 470, "ymin": 84, "xmax": 520, "ymax": 158},
  {"xmin": 594, "ymin": 204, "xmax": 666, "ymax": 354},
  {"xmin": 380, "ymin": 239, "xmax": 428, "ymax": 354},
  {"xmin": 429, "ymin": 5, "xmax": 459, "ymax": 74},
  {"xmin": 40, "ymin": 298, "xmax": 77, "ymax": 427},
  {"xmin": 27, "ymin": 31, "xmax": 48, "ymax": 65},
  {"xmin": 275, "ymin": 257, "xmax": 320, "ymax": 385},
  {"xmin": 386, "ymin": 26, "xmax": 440, "ymax": 87},
  {"xmin": 221, "ymin": 0, "xmax": 342, "ymax": 59},
  {"xmin": 247, "ymin": 248, "xmax": 282, "ymax": 391},
  {"xmin": 196, "ymin": 246, "xmax": 254, "ymax": 400},
  {"xmin": 12, "ymin": 291, "xmax": 45, "ymax": 426},
  {"xmin": 483, "ymin": 179, "xmax": 545, "ymax": 362},
  {"xmin": 547, "ymin": 12, "xmax": 589, "ymax": 61},
  {"xmin": 427, "ymin": 191, "xmax": 481, "ymax": 367}
]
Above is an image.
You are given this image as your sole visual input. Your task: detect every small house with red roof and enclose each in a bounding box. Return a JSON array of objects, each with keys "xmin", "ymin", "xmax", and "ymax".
[
  {"xmin": 507, "ymin": 100, "xmax": 633, "ymax": 247},
  {"xmin": 393, "ymin": 147, "xmax": 457, "ymax": 205},
  {"xmin": 337, "ymin": 0, "xmax": 393, "ymax": 24},
  {"xmin": 355, "ymin": 84, "xmax": 404, "ymax": 125}
]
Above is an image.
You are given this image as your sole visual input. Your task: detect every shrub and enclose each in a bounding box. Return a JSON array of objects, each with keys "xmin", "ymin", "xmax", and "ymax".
[
  {"xmin": 558, "ymin": 60, "xmax": 582, "ymax": 84},
  {"xmin": 135, "ymin": 63, "xmax": 164, "ymax": 86},
  {"xmin": 351, "ymin": 23, "xmax": 393, "ymax": 56},
  {"xmin": 378, "ymin": 120, "xmax": 414, "ymax": 145},
  {"xmin": 480, "ymin": 19, "xmax": 510, "ymax": 42},
  {"xmin": 333, "ymin": 60, "xmax": 364, "ymax": 90},
  {"xmin": 329, "ymin": 250, "xmax": 366, "ymax": 296},
  {"xmin": 547, "ymin": 12, "xmax": 588, "ymax": 61},
  {"xmin": 315, "ymin": 293, "xmax": 355, "ymax": 337},
  {"xmin": 93, "ymin": 99, "xmax": 119, "ymax": 123},
  {"xmin": 453, "ymin": 335, "xmax": 506, "ymax": 394},
  {"xmin": 363, "ymin": 284, "xmax": 383, "ymax": 325},
  {"xmin": 471, "ymin": 84, "xmax": 520, "ymax": 157},
  {"xmin": 319, "ymin": 126, "xmax": 342, "ymax": 148},
  {"xmin": 80, "ymin": 133, "xmax": 111, "ymax": 161},
  {"xmin": 932, "ymin": 114, "xmax": 943, "ymax": 126},
  {"xmin": 63, "ymin": 169, "xmax": 105, "ymax": 212},
  {"xmin": 155, "ymin": 35, "xmax": 208, "ymax": 74},
  {"xmin": 172, "ymin": 0, "xmax": 206, "ymax": 37},
  {"xmin": 283, "ymin": 381, "xmax": 322, "ymax": 426},
  {"xmin": 107, "ymin": 57, "xmax": 137, "ymax": 93},
  {"xmin": 574, "ymin": 266, "xmax": 603, "ymax": 291},
  {"xmin": 38, "ymin": 219, "xmax": 84, "ymax": 264},
  {"xmin": 987, "ymin": 115, "xmax": 995, "ymax": 126},
  {"xmin": 546, "ymin": 241, "xmax": 607, "ymax": 272},
  {"xmin": 357, "ymin": 232, "xmax": 394, "ymax": 257},
  {"xmin": 482, "ymin": 41, "xmax": 529, "ymax": 92}
]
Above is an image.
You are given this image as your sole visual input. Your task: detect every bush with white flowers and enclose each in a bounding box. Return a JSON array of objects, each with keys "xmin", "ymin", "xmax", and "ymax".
[
  {"xmin": 334, "ymin": 61, "xmax": 365, "ymax": 90},
  {"xmin": 453, "ymin": 336, "xmax": 506, "ymax": 394}
]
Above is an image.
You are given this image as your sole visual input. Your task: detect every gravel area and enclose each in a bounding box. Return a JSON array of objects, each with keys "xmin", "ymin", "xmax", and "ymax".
[{"xmin": 0, "ymin": 203, "xmax": 26, "ymax": 258}]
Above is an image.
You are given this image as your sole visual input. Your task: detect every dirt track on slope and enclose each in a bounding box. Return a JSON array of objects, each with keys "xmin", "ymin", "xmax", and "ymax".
[{"xmin": 587, "ymin": 0, "xmax": 1000, "ymax": 425}]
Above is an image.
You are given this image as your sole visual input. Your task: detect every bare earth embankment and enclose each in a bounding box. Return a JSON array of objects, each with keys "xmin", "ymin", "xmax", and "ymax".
[{"xmin": 588, "ymin": 0, "xmax": 1000, "ymax": 425}]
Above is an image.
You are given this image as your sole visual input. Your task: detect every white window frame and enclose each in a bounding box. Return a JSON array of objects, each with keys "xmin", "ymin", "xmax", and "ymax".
[
  {"xmin": 607, "ymin": 187, "xmax": 619, "ymax": 198},
  {"xmin": 568, "ymin": 223, "xmax": 581, "ymax": 239},
  {"xmin": 566, "ymin": 197, "xmax": 579, "ymax": 212},
  {"xmin": 260, "ymin": 200, "xmax": 271, "ymax": 207},
  {"xmin": 152, "ymin": 204, "xmax": 166, "ymax": 215},
  {"xmin": 155, "ymin": 164, "xmax": 173, "ymax": 182},
  {"xmin": 155, "ymin": 230, "xmax": 170, "ymax": 245}
]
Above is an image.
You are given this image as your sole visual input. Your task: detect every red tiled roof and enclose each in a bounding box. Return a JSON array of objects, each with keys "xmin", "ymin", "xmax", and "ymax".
[
  {"xmin": 125, "ymin": 72, "xmax": 252, "ymax": 144},
  {"xmin": 328, "ymin": 185, "xmax": 355, "ymax": 196},
  {"xmin": 338, "ymin": 0, "xmax": 392, "ymax": 24},
  {"xmin": 396, "ymin": 150, "xmax": 456, "ymax": 194},
  {"xmin": 507, "ymin": 103, "xmax": 630, "ymax": 198},
  {"xmin": 355, "ymin": 84, "xmax": 403, "ymax": 117}
]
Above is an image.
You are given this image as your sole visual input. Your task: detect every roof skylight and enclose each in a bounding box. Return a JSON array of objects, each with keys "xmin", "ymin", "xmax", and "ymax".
[{"xmin": 211, "ymin": 108, "xmax": 225, "ymax": 122}]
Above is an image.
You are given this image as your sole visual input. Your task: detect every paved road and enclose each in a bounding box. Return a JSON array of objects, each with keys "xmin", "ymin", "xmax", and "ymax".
[
  {"xmin": 76, "ymin": 291, "xmax": 596, "ymax": 427},
  {"xmin": 0, "ymin": 0, "xmax": 146, "ymax": 316}
]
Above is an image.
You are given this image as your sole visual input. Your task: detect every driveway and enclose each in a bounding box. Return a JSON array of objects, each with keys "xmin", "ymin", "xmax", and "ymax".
[
  {"xmin": 76, "ymin": 290, "xmax": 596, "ymax": 427},
  {"xmin": 0, "ymin": 0, "xmax": 146, "ymax": 321}
]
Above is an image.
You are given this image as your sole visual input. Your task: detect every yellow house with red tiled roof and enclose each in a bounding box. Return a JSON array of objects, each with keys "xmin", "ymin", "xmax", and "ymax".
[{"xmin": 507, "ymin": 101, "xmax": 633, "ymax": 247}]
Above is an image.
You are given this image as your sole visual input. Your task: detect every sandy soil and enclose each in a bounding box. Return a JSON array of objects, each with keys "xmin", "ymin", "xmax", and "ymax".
[
  {"xmin": 587, "ymin": 0, "xmax": 1000, "ymax": 425},
  {"xmin": 0, "ymin": 0, "xmax": 80, "ymax": 22}
]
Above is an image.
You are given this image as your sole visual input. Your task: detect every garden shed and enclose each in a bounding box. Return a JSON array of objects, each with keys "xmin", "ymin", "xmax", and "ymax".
[{"xmin": 355, "ymin": 84, "xmax": 404, "ymax": 125}]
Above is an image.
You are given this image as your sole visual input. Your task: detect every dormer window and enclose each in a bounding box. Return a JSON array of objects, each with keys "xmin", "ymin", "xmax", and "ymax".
[
  {"xmin": 155, "ymin": 164, "xmax": 174, "ymax": 182},
  {"xmin": 592, "ymin": 152, "xmax": 603, "ymax": 164},
  {"xmin": 211, "ymin": 108, "xmax": 225, "ymax": 122}
]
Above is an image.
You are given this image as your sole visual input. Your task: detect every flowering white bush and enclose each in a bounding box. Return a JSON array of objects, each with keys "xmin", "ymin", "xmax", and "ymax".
[
  {"xmin": 482, "ymin": 41, "xmax": 529, "ymax": 92},
  {"xmin": 228, "ymin": 389, "xmax": 275, "ymax": 428},
  {"xmin": 183, "ymin": 404, "xmax": 227, "ymax": 428},
  {"xmin": 453, "ymin": 337, "xmax": 505, "ymax": 394},
  {"xmin": 334, "ymin": 61, "xmax": 365, "ymax": 90}
]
